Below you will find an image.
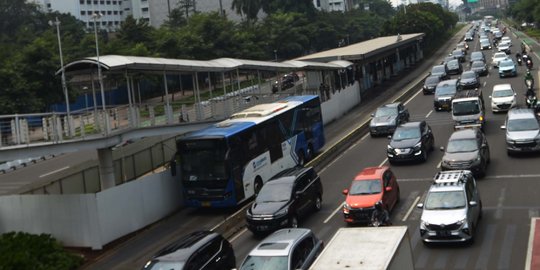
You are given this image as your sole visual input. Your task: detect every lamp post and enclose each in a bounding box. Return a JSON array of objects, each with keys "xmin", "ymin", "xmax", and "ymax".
[
  {"xmin": 49, "ymin": 17, "xmax": 72, "ymax": 136},
  {"xmin": 92, "ymin": 12, "xmax": 110, "ymax": 134}
]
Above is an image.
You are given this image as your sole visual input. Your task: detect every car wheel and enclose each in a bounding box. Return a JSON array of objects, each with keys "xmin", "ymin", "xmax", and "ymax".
[
  {"xmin": 289, "ymin": 215, "xmax": 299, "ymax": 228},
  {"xmin": 297, "ymin": 151, "xmax": 305, "ymax": 166},
  {"xmin": 421, "ymin": 148, "xmax": 428, "ymax": 162},
  {"xmin": 314, "ymin": 195, "xmax": 322, "ymax": 211}
]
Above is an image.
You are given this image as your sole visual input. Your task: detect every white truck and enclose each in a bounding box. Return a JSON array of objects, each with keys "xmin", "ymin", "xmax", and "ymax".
[{"xmin": 309, "ymin": 226, "xmax": 414, "ymax": 270}]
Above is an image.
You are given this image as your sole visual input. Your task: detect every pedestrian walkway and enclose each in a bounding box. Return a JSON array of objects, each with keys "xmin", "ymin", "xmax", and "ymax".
[{"xmin": 526, "ymin": 218, "xmax": 540, "ymax": 270}]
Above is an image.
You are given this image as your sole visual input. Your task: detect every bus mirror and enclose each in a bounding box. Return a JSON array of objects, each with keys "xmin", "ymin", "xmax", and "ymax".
[{"xmin": 170, "ymin": 159, "xmax": 177, "ymax": 176}]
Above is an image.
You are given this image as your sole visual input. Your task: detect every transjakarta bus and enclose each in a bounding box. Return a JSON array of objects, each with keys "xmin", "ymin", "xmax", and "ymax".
[{"xmin": 173, "ymin": 95, "xmax": 325, "ymax": 207}]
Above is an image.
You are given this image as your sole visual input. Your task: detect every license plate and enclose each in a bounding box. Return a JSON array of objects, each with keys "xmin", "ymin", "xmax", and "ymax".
[
  {"xmin": 201, "ymin": 201, "xmax": 211, "ymax": 207},
  {"xmin": 442, "ymin": 104, "xmax": 449, "ymax": 109},
  {"xmin": 257, "ymin": 225, "xmax": 268, "ymax": 230},
  {"xmin": 437, "ymin": 231, "xmax": 450, "ymax": 237}
]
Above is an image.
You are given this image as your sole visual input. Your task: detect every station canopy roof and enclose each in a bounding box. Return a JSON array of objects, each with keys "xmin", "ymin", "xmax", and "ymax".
[
  {"xmin": 61, "ymin": 55, "xmax": 353, "ymax": 76},
  {"xmin": 295, "ymin": 33, "xmax": 425, "ymax": 62}
]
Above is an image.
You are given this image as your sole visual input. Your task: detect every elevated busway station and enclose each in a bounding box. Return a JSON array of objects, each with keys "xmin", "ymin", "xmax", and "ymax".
[{"xmin": 0, "ymin": 33, "xmax": 428, "ymax": 252}]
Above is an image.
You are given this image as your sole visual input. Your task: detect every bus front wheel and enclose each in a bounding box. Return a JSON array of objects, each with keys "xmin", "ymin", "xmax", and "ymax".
[{"xmin": 297, "ymin": 151, "xmax": 305, "ymax": 166}]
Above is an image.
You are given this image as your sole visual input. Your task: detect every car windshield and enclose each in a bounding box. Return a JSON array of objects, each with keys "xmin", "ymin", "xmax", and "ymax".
[
  {"xmin": 349, "ymin": 179, "xmax": 382, "ymax": 195},
  {"xmin": 145, "ymin": 261, "xmax": 185, "ymax": 270},
  {"xmin": 507, "ymin": 118, "xmax": 540, "ymax": 131},
  {"xmin": 480, "ymin": 41, "xmax": 489, "ymax": 46},
  {"xmin": 240, "ymin": 256, "xmax": 288, "ymax": 270},
  {"xmin": 425, "ymin": 76, "xmax": 439, "ymax": 84},
  {"xmin": 472, "ymin": 62, "xmax": 484, "ymax": 68},
  {"xmin": 393, "ymin": 127, "xmax": 420, "ymax": 140},
  {"xmin": 432, "ymin": 66, "xmax": 445, "ymax": 73},
  {"xmin": 499, "ymin": 61, "xmax": 514, "ymax": 68},
  {"xmin": 471, "ymin": 53, "xmax": 483, "ymax": 60},
  {"xmin": 256, "ymin": 182, "xmax": 293, "ymax": 203},
  {"xmin": 494, "ymin": 53, "xmax": 506, "ymax": 59},
  {"xmin": 453, "ymin": 100, "xmax": 480, "ymax": 116},
  {"xmin": 436, "ymin": 84, "xmax": 457, "ymax": 96},
  {"xmin": 462, "ymin": 72, "xmax": 476, "ymax": 79},
  {"xmin": 446, "ymin": 139, "xmax": 478, "ymax": 153},
  {"xmin": 452, "ymin": 51, "xmax": 462, "ymax": 56},
  {"xmin": 448, "ymin": 61, "xmax": 458, "ymax": 68},
  {"xmin": 425, "ymin": 190, "xmax": 466, "ymax": 210},
  {"xmin": 375, "ymin": 106, "xmax": 397, "ymax": 117},
  {"xmin": 493, "ymin": 89, "xmax": 513, "ymax": 97}
]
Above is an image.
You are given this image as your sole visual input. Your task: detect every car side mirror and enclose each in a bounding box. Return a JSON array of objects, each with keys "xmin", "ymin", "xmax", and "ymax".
[
  {"xmin": 417, "ymin": 203, "xmax": 424, "ymax": 209},
  {"xmin": 501, "ymin": 125, "xmax": 506, "ymax": 130},
  {"xmin": 439, "ymin": 146, "xmax": 445, "ymax": 152},
  {"xmin": 342, "ymin": 189, "xmax": 349, "ymax": 195},
  {"xmin": 469, "ymin": 201, "xmax": 478, "ymax": 207},
  {"xmin": 371, "ymin": 113, "xmax": 375, "ymax": 117},
  {"xmin": 387, "ymin": 135, "xmax": 392, "ymax": 140},
  {"xmin": 489, "ymin": 96, "xmax": 492, "ymax": 99},
  {"xmin": 385, "ymin": 186, "xmax": 393, "ymax": 192}
]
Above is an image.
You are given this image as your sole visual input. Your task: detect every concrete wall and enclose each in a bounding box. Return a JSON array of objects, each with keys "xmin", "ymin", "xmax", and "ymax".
[
  {"xmin": 0, "ymin": 169, "xmax": 183, "ymax": 249},
  {"xmin": 0, "ymin": 83, "xmax": 362, "ymax": 249},
  {"xmin": 321, "ymin": 81, "xmax": 361, "ymax": 125}
]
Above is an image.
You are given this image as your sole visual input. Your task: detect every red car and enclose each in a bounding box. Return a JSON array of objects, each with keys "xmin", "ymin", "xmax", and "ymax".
[{"xmin": 342, "ymin": 166, "xmax": 400, "ymax": 224}]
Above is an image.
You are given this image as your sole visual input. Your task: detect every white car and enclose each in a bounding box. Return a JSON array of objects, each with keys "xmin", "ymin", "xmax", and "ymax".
[
  {"xmin": 492, "ymin": 52, "xmax": 508, "ymax": 67},
  {"xmin": 490, "ymin": 84, "xmax": 517, "ymax": 112},
  {"xmin": 501, "ymin": 36, "xmax": 511, "ymax": 45}
]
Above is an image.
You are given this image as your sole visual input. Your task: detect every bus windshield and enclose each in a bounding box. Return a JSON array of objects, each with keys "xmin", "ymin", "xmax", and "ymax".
[{"xmin": 179, "ymin": 139, "xmax": 228, "ymax": 181}]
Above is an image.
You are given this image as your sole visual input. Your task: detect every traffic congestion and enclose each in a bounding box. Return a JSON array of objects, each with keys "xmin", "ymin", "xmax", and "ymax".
[{"xmin": 133, "ymin": 18, "xmax": 540, "ymax": 270}]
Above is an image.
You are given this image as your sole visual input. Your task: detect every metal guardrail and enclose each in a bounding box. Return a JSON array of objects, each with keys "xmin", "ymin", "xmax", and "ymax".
[{"xmin": 0, "ymin": 84, "xmax": 303, "ymax": 150}]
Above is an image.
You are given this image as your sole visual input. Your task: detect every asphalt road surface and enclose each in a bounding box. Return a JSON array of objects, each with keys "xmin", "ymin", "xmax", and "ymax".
[{"xmin": 231, "ymin": 28, "xmax": 540, "ymax": 269}]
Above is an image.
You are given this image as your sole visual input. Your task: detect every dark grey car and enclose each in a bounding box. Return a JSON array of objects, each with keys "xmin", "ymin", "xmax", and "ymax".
[
  {"xmin": 440, "ymin": 128, "xmax": 490, "ymax": 177},
  {"xmin": 452, "ymin": 50, "xmax": 466, "ymax": 62},
  {"xmin": 423, "ymin": 75, "xmax": 441, "ymax": 95},
  {"xmin": 447, "ymin": 59, "xmax": 463, "ymax": 75},
  {"xmin": 470, "ymin": 51, "xmax": 486, "ymax": 64},
  {"xmin": 387, "ymin": 121, "xmax": 435, "ymax": 164},
  {"xmin": 369, "ymin": 102, "xmax": 410, "ymax": 137},
  {"xmin": 459, "ymin": 70, "xmax": 480, "ymax": 89},
  {"xmin": 430, "ymin": 64, "xmax": 449, "ymax": 80},
  {"xmin": 471, "ymin": 61, "xmax": 488, "ymax": 76}
]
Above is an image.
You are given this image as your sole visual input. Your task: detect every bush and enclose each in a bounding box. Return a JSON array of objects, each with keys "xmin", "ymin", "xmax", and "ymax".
[{"xmin": 0, "ymin": 232, "xmax": 84, "ymax": 270}]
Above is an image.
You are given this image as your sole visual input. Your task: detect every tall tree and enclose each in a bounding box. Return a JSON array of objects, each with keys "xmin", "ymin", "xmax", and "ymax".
[{"xmin": 231, "ymin": 0, "xmax": 262, "ymax": 22}]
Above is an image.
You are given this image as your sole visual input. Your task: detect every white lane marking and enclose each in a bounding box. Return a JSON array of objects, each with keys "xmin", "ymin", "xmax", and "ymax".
[
  {"xmin": 378, "ymin": 158, "xmax": 387, "ymax": 167},
  {"xmin": 483, "ymin": 81, "xmax": 487, "ymax": 87},
  {"xmin": 436, "ymin": 161, "xmax": 441, "ymax": 168},
  {"xmin": 229, "ymin": 228, "xmax": 247, "ymax": 243},
  {"xmin": 360, "ymin": 133, "xmax": 369, "ymax": 141},
  {"xmin": 404, "ymin": 89, "xmax": 423, "ymax": 106},
  {"xmin": 495, "ymin": 187, "xmax": 506, "ymax": 219},
  {"xmin": 323, "ymin": 203, "xmax": 343, "ymax": 224},
  {"xmin": 525, "ymin": 217, "xmax": 538, "ymax": 270},
  {"xmin": 39, "ymin": 166, "xmax": 69, "ymax": 178},
  {"xmin": 425, "ymin": 110, "xmax": 433, "ymax": 118},
  {"xmin": 402, "ymin": 196, "xmax": 420, "ymax": 222}
]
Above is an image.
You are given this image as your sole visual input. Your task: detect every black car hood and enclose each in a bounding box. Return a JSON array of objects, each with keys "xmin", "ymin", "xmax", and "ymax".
[
  {"xmin": 443, "ymin": 151, "xmax": 479, "ymax": 162},
  {"xmin": 461, "ymin": 78, "xmax": 477, "ymax": 84},
  {"xmin": 390, "ymin": 138, "xmax": 420, "ymax": 148},
  {"xmin": 371, "ymin": 115, "xmax": 397, "ymax": 126},
  {"xmin": 250, "ymin": 201, "xmax": 288, "ymax": 215}
]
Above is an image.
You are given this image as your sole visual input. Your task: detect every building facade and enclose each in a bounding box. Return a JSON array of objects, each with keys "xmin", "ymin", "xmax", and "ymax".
[{"xmin": 313, "ymin": 0, "xmax": 354, "ymax": 12}]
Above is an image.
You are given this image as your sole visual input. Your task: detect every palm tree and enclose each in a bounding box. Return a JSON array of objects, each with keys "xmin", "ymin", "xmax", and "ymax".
[{"xmin": 231, "ymin": 0, "xmax": 262, "ymax": 22}]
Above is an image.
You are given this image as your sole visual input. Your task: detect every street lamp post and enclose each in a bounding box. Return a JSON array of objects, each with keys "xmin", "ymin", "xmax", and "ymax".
[
  {"xmin": 49, "ymin": 17, "xmax": 72, "ymax": 137},
  {"xmin": 92, "ymin": 12, "xmax": 110, "ymax": 134}
]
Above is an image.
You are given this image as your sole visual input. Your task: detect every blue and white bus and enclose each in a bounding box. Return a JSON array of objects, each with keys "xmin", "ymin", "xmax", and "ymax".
[{"xmin": 174, "ymin": 95, "xmax": 325, "ymax": 207}]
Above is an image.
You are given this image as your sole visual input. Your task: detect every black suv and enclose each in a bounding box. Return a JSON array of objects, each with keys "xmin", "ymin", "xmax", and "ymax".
[
  {"xmin": 246, "ymin": 166, "xmax": 323, "ymax": 234},
  {"xmin": 440, "ymin": 128, "xmax": 490, "ymax": 177},
  {"xmin": 143, "ymin": 231, "xmax": 235, "ymax": 270},
  {"xmin": 387, "ymin": 121, "xmax": 435, "ymax": 163}
]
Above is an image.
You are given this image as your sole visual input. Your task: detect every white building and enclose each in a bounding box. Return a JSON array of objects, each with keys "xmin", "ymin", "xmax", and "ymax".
[
  {"xmin": 29, "ymin": 0, "xmax": 133, "ymax": 31},
  {"xmin": 313, "ymin": 0, "xmax": 353, "ymax": 12},
  {"xmin": 28, "ymin": 0, "xmax": 259, "ymax": 29}
]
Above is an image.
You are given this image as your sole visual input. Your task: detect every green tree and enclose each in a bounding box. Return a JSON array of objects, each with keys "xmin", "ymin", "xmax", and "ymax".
[
  {"xmin": 232, "ymin": 0, "xmax": 262, "ymax": 22},
  {"xmin": 261, "ymin": 0, "xmax": 316, "ymax": 16}
]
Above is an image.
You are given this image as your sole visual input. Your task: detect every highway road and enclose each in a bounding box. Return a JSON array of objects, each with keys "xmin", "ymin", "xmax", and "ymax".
[
  {"xmin": 15, "ymin": 23, "xmax": 533, "ymax": 269},
  {"xmin": 230, "ymin": 27, "xmax": 540, "ymax": 269}
]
